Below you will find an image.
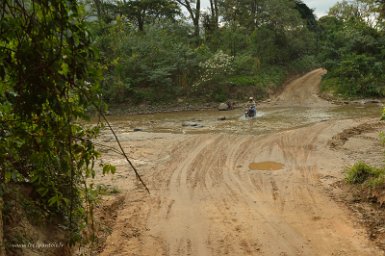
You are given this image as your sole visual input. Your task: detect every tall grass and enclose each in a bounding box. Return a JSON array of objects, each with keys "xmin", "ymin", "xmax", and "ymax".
[{"xmin": 345, "ymin": 161, "xmax": 385, "ymax": 187}]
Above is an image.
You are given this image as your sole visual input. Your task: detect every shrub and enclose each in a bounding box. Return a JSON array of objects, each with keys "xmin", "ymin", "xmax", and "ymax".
[
  {"xmin": 365, "ymin": 174, "xmax": 385, "ymax": 188},
  {"xmin": 345, "ymin": 161, "xmax": 381, "ymax": 184},
  {"xmin": 227, "ymin": 75, "xmax": 257, "ymax": 87},
  {"xmin": 288, "ymin": 55, "xmax": 320, "ymax": 73},
  {"xmin": 232, "ymin": 54, "xmax": 260, "ymax": 75},
  {"xmin": 320, "ymin": 77, "xmax": 340, "ymax": 95},
  {"xmin": 195, "ymin": 50, "xmax": 234, "ymax": 87}
]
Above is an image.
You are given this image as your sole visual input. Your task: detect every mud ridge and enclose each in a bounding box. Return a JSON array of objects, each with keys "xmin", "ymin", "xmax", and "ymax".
[{"xmin": 329, "ymin": 121, "xmax": 385, "ymax": 149}]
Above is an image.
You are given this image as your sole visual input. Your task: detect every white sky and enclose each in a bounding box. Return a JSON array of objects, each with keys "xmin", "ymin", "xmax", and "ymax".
[
  {"xmin": 200, "ymin": 0, "xmax": 340, "ymax": 18},
  {"xmin": 302, "ymin": 0, "xmax": 339, "ymax": 18}
]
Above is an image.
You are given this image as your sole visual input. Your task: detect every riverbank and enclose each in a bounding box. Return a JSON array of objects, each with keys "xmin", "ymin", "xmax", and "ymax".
[
  {"xmin": 104, "ymin": 96, "xmax": 384, "ymax": 117},
  {"xmin": 105, "ymin": 100, "xmax": 220, "ymax": 116}
]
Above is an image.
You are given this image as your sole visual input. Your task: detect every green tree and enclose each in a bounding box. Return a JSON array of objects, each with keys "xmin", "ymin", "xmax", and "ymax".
[
  {"xmin": 294, "ymin": 0, "xmax": 318, "ymax": 31},
  {"xmin": 115, "ymin": 0, "xmax": 180, "ymax": 32},
  {"xmin": 328, "ymin": 0, "xmax": 379, "ymax": 26},
  {"xmin": 95, "ymin": 18, "xmax": 206, "ymax": 102},
  {"xmin": 90, "ymin": 0, "xmax": 320, "ymax": 104},
  {"xmin": 0, "ymin": 0, "xmax": 106, "ymax": 245},
  {"xmin": 319, "ymin": 0, "xmax": 385, "ymax": 97}
]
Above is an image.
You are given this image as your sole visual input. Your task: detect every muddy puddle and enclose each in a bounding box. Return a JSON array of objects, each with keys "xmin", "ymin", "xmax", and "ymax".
[
  {"xmin": 101, "ymin": 104, "xmax": 382, "ymax": 136},
  {"xmin": 249, "ymin": 161, "xmax": 285, "ymax": 171}
]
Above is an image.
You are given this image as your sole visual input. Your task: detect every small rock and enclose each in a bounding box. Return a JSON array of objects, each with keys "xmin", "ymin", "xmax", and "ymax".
[
  {"xmin": 133, "ymin": 128, "xmax": 143, "ymax": 132},
  {"xmin": 365, "ymin": 99, "xmax": 381, "ymax": 104},
  {"xmin": 218, "ymin": 117, "xmax": 226, "ymax": 121},
  {"xmin": 182, "ymin": 121, "xmax": 199, "ymax": 127}
]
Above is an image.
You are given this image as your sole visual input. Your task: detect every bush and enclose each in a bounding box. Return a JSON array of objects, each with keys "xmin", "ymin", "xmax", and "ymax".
[
  {"xmin": 320, "ymin": 77, "xmax": 340, "ymax": 95},
  {"xmin": 213, "ymin": 91, "xmax": 227, "ymax": 102},
  {"xmin": 288, "ymin": 55, "xmax": 320, "ymax": 73},
  {"xmin": 365, "ymin": 174, "xmax": 385, "ymax": 188},
  {"xmin": 232, "ymin": 54, "xmax": 260, "ymax": 75},
  {"xmin": 227, "ymin": 75, "xmax": 257, "ymax": 87},
  {"xmin": 345, "ymin": 161, "xmax": 382, "ymax": 184}
]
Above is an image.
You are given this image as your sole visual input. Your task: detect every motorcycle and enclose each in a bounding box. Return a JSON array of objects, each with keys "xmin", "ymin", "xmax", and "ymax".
[{"xmin": 245, "ymin": 105, "xmax": 256, "ymax": 118}]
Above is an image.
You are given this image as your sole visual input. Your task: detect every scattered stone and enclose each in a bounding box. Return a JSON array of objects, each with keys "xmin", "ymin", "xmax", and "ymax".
[
  {"xmin": 218, "ymin": 117, "xmax": 226, "ymax": 121},
  {"xmin": 182, "ymin": 120, "xmax": 205, "ymax": 128},
  {"xmin": 364, "ymin": 99, "xmax": 381, "ymax": 104},
  {"xmin": 182, "ymin": 121, "xmax": 199, "ymax": 127},
  {"xmin": 133, "ymin": 128, "xmax": 143, "ymax": 132},
  {"xmin": 354, "ymin": 99, "xmax": 382, "ymax": 105}
]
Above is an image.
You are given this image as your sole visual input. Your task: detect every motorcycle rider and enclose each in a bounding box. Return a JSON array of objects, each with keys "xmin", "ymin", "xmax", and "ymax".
[
  {"xmin": 226, "ymin": 100, "xmax": 234, "ymax": 110},
  {"xmin": 248, "ymin": 97, "xmax": 256, "ymax": 108},
  {"xmin": 245, "ymin": 96, "xmax": 256, "ymax": 117}
]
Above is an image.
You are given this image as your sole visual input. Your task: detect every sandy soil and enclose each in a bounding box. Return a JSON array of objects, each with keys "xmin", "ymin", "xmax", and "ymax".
[{"xmin": 92, "ymin": 68, "xmax": 384, "ymax": 256}]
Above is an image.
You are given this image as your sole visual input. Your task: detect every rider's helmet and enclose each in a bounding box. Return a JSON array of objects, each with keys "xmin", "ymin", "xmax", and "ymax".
[{"xmin": 249, "ymin": 97, "xmax": 253, "ymax": 101}]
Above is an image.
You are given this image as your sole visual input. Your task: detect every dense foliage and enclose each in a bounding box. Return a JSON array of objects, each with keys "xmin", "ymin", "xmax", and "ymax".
[
  {"xmin": 89, "ymin": 0, "xmax": 385, "ymax": 102},
  {"xmin": 87, "ymin": 0, "xmax": 320, "ymax": 103},
  {"xmin": 319, "ymin": 0, "xmax": 385, "ymax": 98},
  {"xmin": 0, "ymin": 0, "xmax": 111, "ymax": 245}
]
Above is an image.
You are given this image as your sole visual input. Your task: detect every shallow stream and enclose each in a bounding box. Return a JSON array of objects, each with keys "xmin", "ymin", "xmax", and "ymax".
[{"xmin": 103, "ymin": 104, "xmax": 383, "ymax": 136}]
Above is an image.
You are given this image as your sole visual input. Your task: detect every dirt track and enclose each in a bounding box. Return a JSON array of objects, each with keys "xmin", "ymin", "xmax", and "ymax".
[
  {"xmin": 95, "ymin": 69, "xmax": 384, "ymax": 256},
  {"xmin": 276, "ymin": 68, "xmax": 329, "ymax": 106}
]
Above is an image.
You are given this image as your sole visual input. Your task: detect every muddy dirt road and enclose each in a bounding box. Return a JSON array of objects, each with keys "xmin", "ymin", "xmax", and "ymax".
[
  {"xmin": 276, "ymin": 69, "xmax": 329, "ymax": 106},
  {"xmin": 95, "ymin": 69, "xmax": 384, "ymax": 256}
]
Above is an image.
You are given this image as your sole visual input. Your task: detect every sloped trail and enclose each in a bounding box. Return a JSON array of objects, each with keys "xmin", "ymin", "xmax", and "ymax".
[{"xmin": 275, "ymin": 68, "xmax": 329, "ymax": 106}]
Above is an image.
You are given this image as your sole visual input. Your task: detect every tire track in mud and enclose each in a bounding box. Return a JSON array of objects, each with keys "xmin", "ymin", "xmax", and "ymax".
[
  {"xmin": 148, "ymin": 135, "xmax": 223, "ymax": 256},
  {"xmin": 145, "ymin": 123, "xmax": 381, "ymax": 255},
  {"xmin": 101, "ymin": 125, "xmax": 382, "ymax": 255},
  {"xmin": 252, "ymin": 123, "xmax": 381, "ymax": 256},
  {"xmin": 219, "ymin": 134, "xmax": 315, "ymax": 255}
]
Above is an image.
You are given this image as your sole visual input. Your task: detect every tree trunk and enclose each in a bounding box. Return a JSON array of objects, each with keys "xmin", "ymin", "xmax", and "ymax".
[
  {"xmin": 176, "ymin": 0, "xmax": 201, "ymax": 42},
  {"xmin": 250, "ymin": 0, "xmax": 257, "ymax": 29},
  {"xmin": 0, "ymin": 197, "xmax": 5, "ymax": 256},
  {"xmin": 193, "ymin": 18, "xmax": 200, "ymax": 38},
  {"xmin": 209, "ymin": 0, "xmax": 219, "ymax": 30},
  {"xmin": 93, "ymin": 0, "xmax": 106, "ymax": 23},
  {"xmin": 138, "ymin": 15, "xmax": 145, "ymax": 32},
  {"xmin": 193, "ymin": 0, "xmax": 201, "ymax": 40}
]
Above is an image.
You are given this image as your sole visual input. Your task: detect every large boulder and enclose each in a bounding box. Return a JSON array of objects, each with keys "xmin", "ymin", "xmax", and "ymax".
[{"xmin": 218, "ymin": 103, "xmax": 229, "ymax": 111}]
